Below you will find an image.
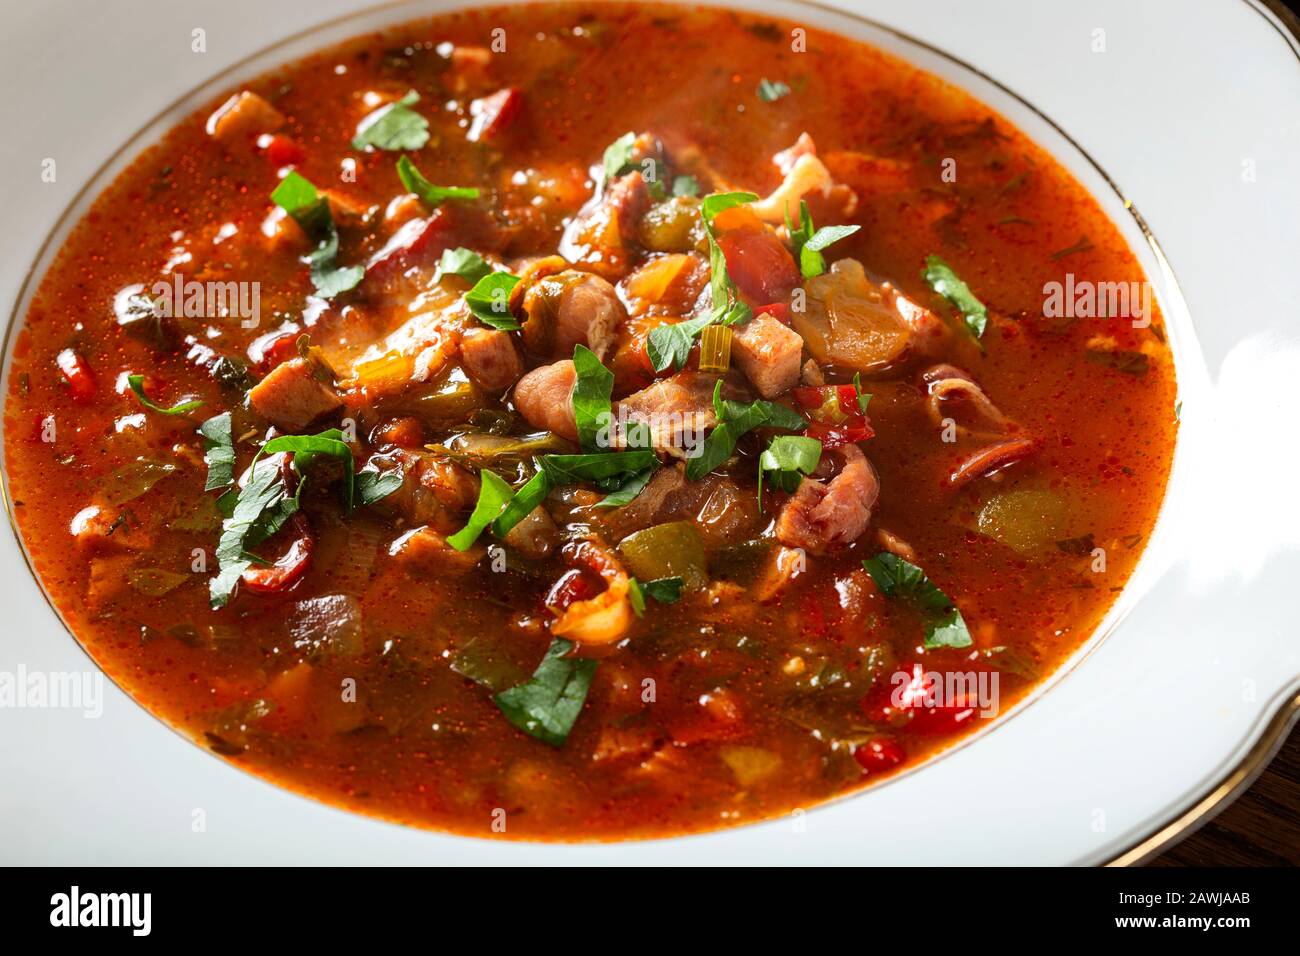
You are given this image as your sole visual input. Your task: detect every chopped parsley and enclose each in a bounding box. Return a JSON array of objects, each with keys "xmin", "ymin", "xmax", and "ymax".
[
  {"xmin": 922, "ymin": 254, "xmax": 988, "ymax": 340},
  {"xmin": 494, "ymin": 637, "xmax": 597, "ymax": 746},
  {"xmin": 351, "ymin": 90, "xmax": 430, "ymax": 151},
  {"xmin": 395, "ymin": 155, "xmax": 480, "ymax": 206},
  {"xmin": 464, "ymin": 271, "xmax": 522, "ymax": 330},
  {"xmin": 435, "ymin": 246, "xmax": 492, "ymax": 284},
  {"xmin": 757, "ymin": 78, "xmax": 792, "ymax": 102},
  {"xmin": 570, "ymin": 345, "xmax": 614, "ymax": 453},
  {"xmin": 861, "ymin": 552, "xmax": 973, "ymax": 649},
  {"xmin": 127, "ymin": 374, "xmax": 203, "ymax": 416},
  {"xmin": 786, "ymin": 200, "xmax": 860, "ymax": 278},
  {"xmin": 685, "ymin": 381, "xmax": 807, "ymax": 480},
  {"xmin": 758, "ymin": 434, "xmax": 822, "ymax": 507},
  {"xmin": 271, "ymin": 171, "xmax": 364, "ymax": 298}
]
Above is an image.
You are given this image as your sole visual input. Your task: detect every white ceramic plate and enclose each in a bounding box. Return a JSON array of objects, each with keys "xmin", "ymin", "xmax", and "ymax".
[{"xmin": 1, "ymin": 0, "xmax": 1298, "ymax": 865}]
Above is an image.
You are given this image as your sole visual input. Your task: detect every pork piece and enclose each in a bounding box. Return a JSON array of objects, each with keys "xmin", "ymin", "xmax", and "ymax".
[
  {"xmin": 377, "ymin": 450, "xmax": 480, "ymax": 533},
  {"xmin": 731, "ymin": 313, "xmax": 803, "ymax": 398},
  {"xmin": 206, "ymin": 91, "xmax": 284, "ymax": 143},
  {"xmin": 521, "ymin": 270, "xmax": 625, "ymax": 360},
  {"xmin": 460, "ymin": 327, "xmax": 523, "ymax": 392},
  {"xmin": 615, "ymin": 371, "xmax": 746, "ymax": 458},
  {"xmin": 502, "ymin": 505, "xmax": 559, "ymax": 559},
  {"xmin": 558, "ymin": 169, "xmax": 652, "ymax": 280},
  {"xmin": 513, "ymin": 359, "xmax": 578, "ymax": 441},
  {"xmin": 594, "ymin": 464, "xmax": 763, "ymax": 548},
  {"xmin": 775, "ymin": 444, "xmax": 879, "ymax": 555},
  {"xmin": 248, "ymin": 358, "xmax": 342, "ymax": 431},
  {"xmin": 388, "ymin": 526, "xmax": 482, "ymax": 574}
]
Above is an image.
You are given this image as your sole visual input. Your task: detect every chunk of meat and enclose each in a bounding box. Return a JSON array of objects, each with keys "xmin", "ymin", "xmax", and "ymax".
[
  {"xmin": 388, "ymin": 526, "xmax": 482, "ymax": 574},
  {"xmin": 615, "ymin": 371, "xmax": 743, "ymax": 458},
  {"xmin": 775, "ymin": 444, "xmax": 879, "ymax": 554},
  {"xmin": 558, "ymin": 171, "xmax": 650, "ymax": 281},
  {"xmin": 521, "ymin": 271, "xmax": 625, "ymax": 360},
  {"xmin": 503, "ymin": 505, "xmax": 559, "ymax": 559},
  {"xmin": 248, "ymin": 358, "xmax": 342, "ymax": 431},
  {"xmin": 732, "ymin": 313, "xmax": 803, "ymax": 398},
  {"xmin": 594, "ymin": 463, "xmax": 763, "ymax": 547},
  {"xmin": 513, "ymin": 360, "xmax": 578, "ymax": 441},
  {"xmin": 460, "ymin": 327, "xmax": 523, "ymax": 392},
  {"xmin": 378, "ymin": 450, "xmax": 480, "ymax": 532},
  {"xmin": 206, "ymin": 91, "xmax": 284, "ymax": 144}
]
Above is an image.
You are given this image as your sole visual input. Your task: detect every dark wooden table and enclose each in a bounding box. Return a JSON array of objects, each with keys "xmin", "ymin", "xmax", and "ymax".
[{"xmin": 1147, "ymin": 728, "xmax": 1300, "ymax": 866}]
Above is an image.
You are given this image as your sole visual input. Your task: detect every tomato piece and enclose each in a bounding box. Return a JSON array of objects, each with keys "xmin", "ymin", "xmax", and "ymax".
[
  {"xmin": 248, "ymin": 328, "xmax": 300, "ymax": 373},
  {"xmin": 467, "ymin": 87, "xmax": 523, "ymax": 143},
  {"xmin": 862, "ymin": 662, "xmax": 983, "ymax": 736},
  {"xmin": 241, "ymin": 516, "xmax": 314, "ymax": 594},
  {"xmin": 55, "ymin": 348, "xmax": 96, "ymax": 403},
  {"xmin": 754, "ymin": 302, "xmax": 790, "ymax": 323},
  {"xmin": 853, "ymin": 737, "xmax": 905, "ymax": 774},
  {"xmin": 262, "ymin": 134, "xmax": 306, "ymax": 167},
  {"xmin": 717, "ymin": 227, "xmax": 799, "ymax": 305}
]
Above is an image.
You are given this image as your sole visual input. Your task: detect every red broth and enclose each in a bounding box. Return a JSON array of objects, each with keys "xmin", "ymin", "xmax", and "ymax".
[{"xmin": 2, "ymin": 3, "xmax": 1176, "ymax": 839}]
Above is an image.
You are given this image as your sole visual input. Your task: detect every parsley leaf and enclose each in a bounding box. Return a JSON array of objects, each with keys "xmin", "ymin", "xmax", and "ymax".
[
  {"xmin": 852, "ymin": 372, "xmax": 872, "ymax": 413},
  {"xmin": 861, "ymin": 552, "xmax": 973, "ymax": 649},
  {"xmin": 593, "ymin": 465, "xmax": 657, "ymax": 508},
  {"xmin": 494, "ymin": 637, "xmax": 597, "ymax": 746},
  {"xmin": 447, "ymin": 469, "xmax": 515, "ymax": 551},
  {"xmin": 435, "ymin": 246, "xmax": 492, "ymax": 284},
  {"xmin": 271, "ymin": 171, "xmax": 364, "ymax": 298},
  {"xmin": 672, "ymin": 175, "xmax": 699, "ymax": 198},
  {"xmin": 127, "ymin": 374, "xmax": 203, "ymax": 416},
  {"xmin": 602, "ymin": 131, "xmax": 637, "ymax": 183},
  {"xmin": 209, "ymin": 455, "xmax": 300, "ymax": 609},
  {"xmin": 538, "ymin": 450, "xmax": 658, "ymax": 486},
  {"xmin": 686, "ymin": 383, "xmax": 806, "ymax": 480},
  {"xmin": 351, "ymin": 90, "xmax": 430, "ymax": 151},
  {"xmin": 490, "ymin": 470, "xmax": 551, "ymax": 538},
  {"xmin": 198, "ymin": 412, "xmax": 235, "ymax": 492},
  {"xmin": 757, "ymin": 78, "xmax": 792, "ymax": 102},
  {"xmin": 646, "ymin": 315, "xmax": 713, "ymax": 373},
  {"xmin": 758, "ymin": 434, "xmax": 822, "ymax": 504},
  {"xmin": 355, "ymin": 466, "xmax": 403, "ymax": 506},
  {"xmin": 923, "ymin": 254, "xmax": 989, "ymax": 340},
  {"xmin": 571, "ymin": 345, "xmax": 614, "ymax": 453},
  {"xmin": 786, "ymin": 200, "xmax": 859, "ymax": 277},
  {"xmin": 395, "ymin": 155, "xmax": 480, "ymax": 206},
  {"xmin": 464, "ymin": 271, "xmax": 522, "ymax": 330}
]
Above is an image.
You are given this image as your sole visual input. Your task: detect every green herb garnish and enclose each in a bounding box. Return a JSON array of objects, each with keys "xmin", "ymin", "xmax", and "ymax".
[
  {"xmin": 435, "ymin": 246, "xmax": 492, "ymax": 284},
  {"xmin": 922, "ymin": 254, "xmax": 988, "ymax": 340},
  {"xmin": 861, "ymin": 552, "xmax": 972, "ymax": 649},
  {"xmin": 602, "ymin": 131, "xmax": 638, "ymax": 183},
  {"xmin": 396, "ymin": 155, "xmax": 480, "ymax": 206},
  {"xmin": 447, "ymin": 469, "xmax": 515, "ymax": 551},
  {"xmin": 351, "ymin": 91, "xmax": 430, "ymax": 151},
  {"xmin": 758, "ymin": 434, "xmax": 822, "ymax": 507},
  {"xmin": 494, "ymin": 637, "xmax": 597, "ymax": 746},
  {"xmin": 786, "ymin": 200, "xmax": 860, "ymax": 278},
  {"xmin": 199, "ymin": 412, "xmax": 235, "ymax": 493},
  {"xmin": 571, "ymin": 345, "xmax": 614, "ymax": 453},
  {"xmin": 757, "ymin": 78, "xmax": 792, "ymax": 102},
  {"xmin": 271, "ymin": 171, "xmax": 364, "ymax": 298},
  {"xmin": 672, "ymin": 175, "xmax": 699, "ymax": 198},
  {"xmin": 127, "ymin": 374, "xmax": 203, "ymax": 416},
  {"xmin": 464, "ymin": 271, "xmax": 522, "ymax": 330},
  {"xmin": 686, "ymin": 382, "xmax": 806, "ymax": 480}
]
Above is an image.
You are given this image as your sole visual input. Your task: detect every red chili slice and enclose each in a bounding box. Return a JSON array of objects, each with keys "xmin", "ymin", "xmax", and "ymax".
[
  {"xmin": 794, "ymin": 384, "xmax": 874, "ymax": 447},
  {"xmin": 241, "ymin": 515, "xmax": 314, "ymax": 594},
  {"xmin": 467, "ymin": 87, "xmax": 523, "ymax": 143},
  {"xmin": 56, "ymin": 348, "xmax": 96, "ymax": 403}
]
